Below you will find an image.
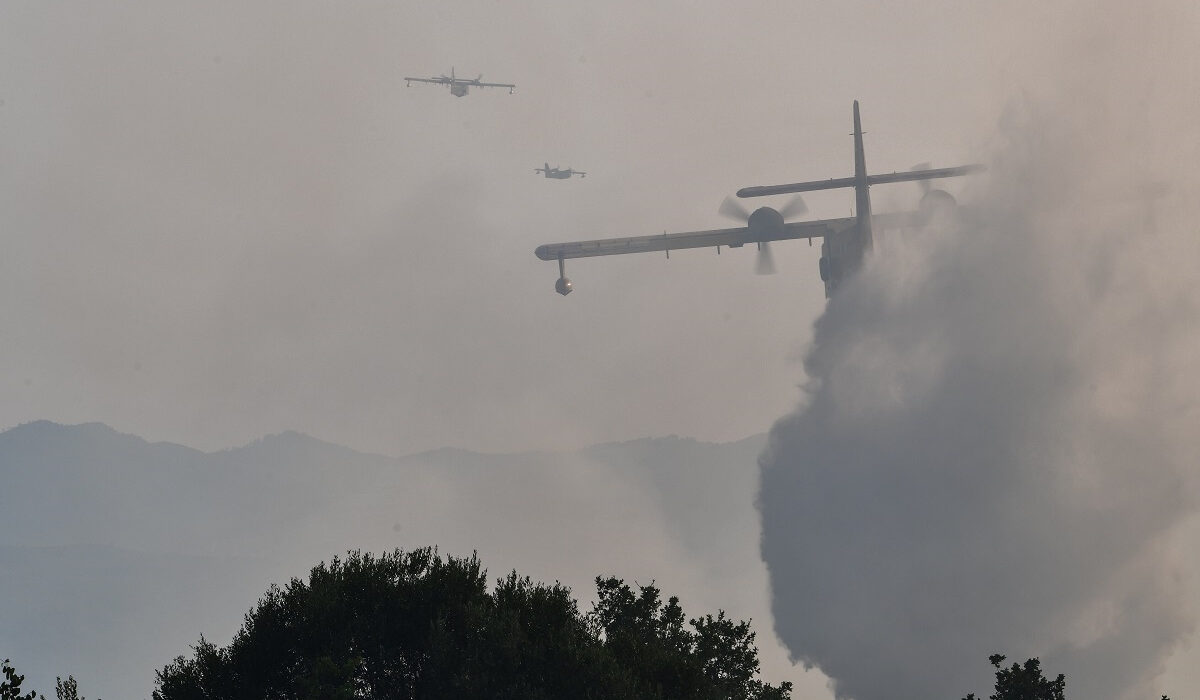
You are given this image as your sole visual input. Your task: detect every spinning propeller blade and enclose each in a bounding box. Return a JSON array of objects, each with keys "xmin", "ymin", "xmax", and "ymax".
[
  {"xmin": 777, "ymin": 195, "xmax": 808, "ymax": 220},
  {"xmin": 718, "ymin": 196, "xmax": 750, "ymax": 222},
  {"xmin": 719, "ymin": 195, "xmax": 803, "ymax": 276}
]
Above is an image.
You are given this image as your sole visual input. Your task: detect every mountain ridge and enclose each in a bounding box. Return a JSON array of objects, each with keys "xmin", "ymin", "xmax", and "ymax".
[
  {"xmin": 0, "ymin": 419, "xmax": 771, "ymax": 700},
  {"xmin": 0, "ymin": 420, "xmax": 766, "ymax": 462}
]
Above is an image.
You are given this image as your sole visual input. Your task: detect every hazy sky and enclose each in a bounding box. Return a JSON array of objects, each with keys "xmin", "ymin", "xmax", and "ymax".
[
  {"xmin": 3, "ymin": 2, "xmax": 1200, "ymax": 698},
  {"xmin": 0, "ymin": 0, "xmax": 1047, "ymax": 456}
]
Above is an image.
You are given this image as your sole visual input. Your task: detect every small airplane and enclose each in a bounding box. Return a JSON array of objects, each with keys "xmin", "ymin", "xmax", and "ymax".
[
  {"xmin": 536, "ymin": 163, "xmax": 586, "ymax": 179},
  {"xmin": 403, "ymin": 67, "xmax": 515, "ymax": 97},
  {"xmin": 535, "ymin": 101, "xmax": 984, "ymax": 297}
]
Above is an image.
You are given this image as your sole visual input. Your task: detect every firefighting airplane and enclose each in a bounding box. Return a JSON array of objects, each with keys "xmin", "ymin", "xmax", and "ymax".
[
  {"xmin": 403, "ymin": 67, "xmax": 515, "ymax": 97},
  {"xmin": 534, "ymin": 101, "xmax": 984, "ymax": 297},
  {"xmin": 536, "ymin": 164, "xmax": 586, "ymax": 179}
]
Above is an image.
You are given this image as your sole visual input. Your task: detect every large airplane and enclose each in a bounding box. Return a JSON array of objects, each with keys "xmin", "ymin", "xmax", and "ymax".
[
  {"xmin": 536, "ymin": 163, "xmax": 586, "ymax": 179},
  {"xmin": 403, "ymin": 67, "xmax": 515, "ymax": 97},
  {"xmin": 534, "ymin": 101, "xmax": 984, "ymax": 296}
]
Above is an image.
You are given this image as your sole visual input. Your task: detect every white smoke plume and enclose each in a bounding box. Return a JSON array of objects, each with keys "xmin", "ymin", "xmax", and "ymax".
[{"xmin": 758, "ymin": 8, "xmax": 1200, "ymax": 699}]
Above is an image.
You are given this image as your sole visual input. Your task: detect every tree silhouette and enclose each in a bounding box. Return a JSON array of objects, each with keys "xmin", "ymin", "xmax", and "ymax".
[
  {"xmin": 154, "ymin": 548, "xmax": 790, "ymax": 700},
  {"xmin": 2, "ymin": 660, "xmax": 38, "ymax": 700},
  {"xmin": 591, "ymin": 577, "xmax": 788, "ymax": 700},
  {"xmin": 963, "ymin": 654, "xmax": 1170, "ymax": 700},
  {"xmin": 2, "ymin": 660, "xmax": 96, "ymax": 700}
]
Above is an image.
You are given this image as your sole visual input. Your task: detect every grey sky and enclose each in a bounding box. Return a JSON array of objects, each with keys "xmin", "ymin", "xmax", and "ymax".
[
  {"xmin": 2, "ymin": 1, "xmax": 1200, "ymax": 698},
  {"xmin": 0, "ymin": 0, "xmax": 1042, "ymax": 456}
]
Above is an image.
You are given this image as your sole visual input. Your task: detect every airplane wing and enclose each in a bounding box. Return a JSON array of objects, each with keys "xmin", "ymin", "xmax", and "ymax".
[
  {"xmin": 737, "ymin": 164, "xmax": 985, "ymax": 198},
  {"xmin": 535, "ymin": 218, "xmax": 853, "ymax": 261},
  {"xmin": 476, "ymin": 81, "xmax": 516, "ymax": 89},
  {"xmin": 404, "ymin": 76, "xmax": 449, "ymax": 85}
]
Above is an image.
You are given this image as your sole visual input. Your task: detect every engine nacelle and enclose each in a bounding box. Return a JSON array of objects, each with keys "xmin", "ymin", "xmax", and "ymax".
[
  {"xmin": 555, "ymin": 277, "xmax": 573, "ymax": 296},
  {"xmin": 746, "ymin": 206, "xmax": 786, "ymax": 242},
  {"xmin": 918, "ymin": 189, "xmax": 958, "ymax": 224}
]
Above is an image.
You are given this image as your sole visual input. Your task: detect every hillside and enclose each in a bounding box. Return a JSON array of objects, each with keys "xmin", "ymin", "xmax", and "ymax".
[{"xmin": 0, "ymin": 422, "xmax": 769, "ymax": 699}]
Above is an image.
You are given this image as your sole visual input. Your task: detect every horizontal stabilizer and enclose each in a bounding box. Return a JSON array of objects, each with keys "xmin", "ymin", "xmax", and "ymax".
[
  {"xmin": 866, "ymin": 164, "xmax": 986, "ymax": 186},
  {"xmin": 737, "ymin": 164, "xmax": 985, "ymax": 198}
]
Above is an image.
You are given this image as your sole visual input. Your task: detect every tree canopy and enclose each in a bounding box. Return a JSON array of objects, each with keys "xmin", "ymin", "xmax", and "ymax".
[
  {"xmin": 154, "ymin": 548, "xmax": 791, "ymax": 700},
  {"xmin": 962, "ymin": 654, "xmax": 1169, "ymax": 700},
  {"xmin": 2, "ymin": 660, "xmax": 37, "ymax": 700},
  {"xmin": 2, "ymin": 660, "xmax": 95, "ymax": 700}
]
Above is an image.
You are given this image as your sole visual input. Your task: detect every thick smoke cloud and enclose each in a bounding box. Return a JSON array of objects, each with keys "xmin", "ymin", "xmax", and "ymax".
[{"xmin": 758, "ymin": 31, "xmax": 1200, "ymax": 700}]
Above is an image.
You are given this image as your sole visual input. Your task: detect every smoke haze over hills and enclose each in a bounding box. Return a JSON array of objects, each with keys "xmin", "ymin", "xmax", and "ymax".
[{"xmin": 0, "ymin": 422, "xmax": 792, "ymax": 700}]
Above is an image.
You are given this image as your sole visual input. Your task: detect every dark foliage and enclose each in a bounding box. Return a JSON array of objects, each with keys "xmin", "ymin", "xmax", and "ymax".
[
  {"xmin": 590, "ymin": 577, "xmax": 789, "ymax": 700},
  {"xmin": 154, "ymin": 548, "xmax": 790, "ymax": 700},
  {"xmin": 2, "ymin": 660, "xmax": 37, "ymax": 700},
  {"xmin": 1, "ymin": 660, "xmax": 94, "ymax": 700},
  {"xmin": 963, "ymin": 654, "xmax": 1169, "ymax": 700}
]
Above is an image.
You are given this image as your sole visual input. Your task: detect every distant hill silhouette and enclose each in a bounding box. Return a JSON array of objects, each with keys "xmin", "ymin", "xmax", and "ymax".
[{"xmin": 0, "ymin": 421, "xmax": 767, "ymax": 700}]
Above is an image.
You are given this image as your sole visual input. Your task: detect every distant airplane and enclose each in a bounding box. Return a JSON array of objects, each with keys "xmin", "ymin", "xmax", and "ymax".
[
  {"xmin": 536, "ymin": 163, "xmax": 586, "ymax": 179},
  {"xmin": 534, "ymin": 101, "xmax": 984, "ymax": 296},
  {"xmin": 403, "ymin": 67, "xmax": 515, "ymax": 97}
]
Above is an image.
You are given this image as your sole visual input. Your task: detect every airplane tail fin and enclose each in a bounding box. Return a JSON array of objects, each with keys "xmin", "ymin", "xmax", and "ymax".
[
  {"xmin": 852, "ymin": 100, "xmax": 866, "ymax": 185},
  {"xmin": 736, "ymin": 101, "xmax": 984, "ymax": 201},
  {"xmin": 852, "ymin": 100, "xmax": 873, "ymax": 249}
]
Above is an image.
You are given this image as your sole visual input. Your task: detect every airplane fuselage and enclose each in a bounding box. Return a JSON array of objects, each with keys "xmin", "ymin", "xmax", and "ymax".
[
  {"xmin": 404, "ymin": 70, "xmax": 514, "ymax": 97},
  {"xmin": 537, "ymin": 164, "xmax": 584, "ymax": 179}
]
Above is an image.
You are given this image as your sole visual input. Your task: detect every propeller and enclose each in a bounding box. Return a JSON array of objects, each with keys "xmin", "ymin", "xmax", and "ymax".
[
  {"xmin": 778, "ymin": 195, "xmax": 809, "ymax": 219},
  {"xmin": 912, "ymin": 162, "xmax": 969, "ymax": 222},
  {"xmin": 718, "ymin": 195, "xmax": 806, "ymax": 275},
  {"xmin": 718, "ymin": 196, "xmax": 750, "ymax": 222}
]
